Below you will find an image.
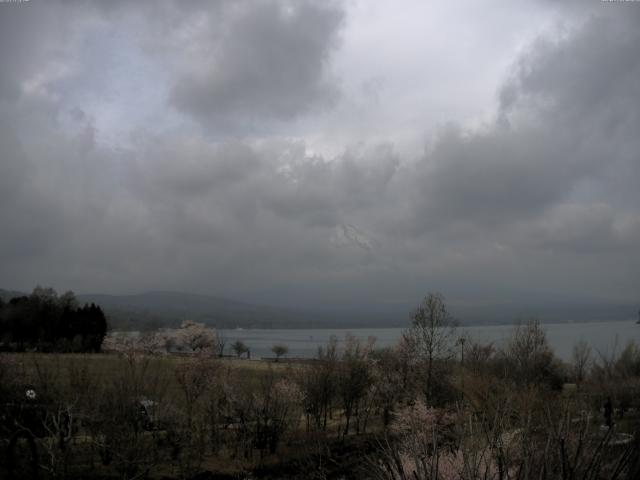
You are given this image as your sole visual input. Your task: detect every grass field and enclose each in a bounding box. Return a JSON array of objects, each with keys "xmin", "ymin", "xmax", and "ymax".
[
  {"xmin": 2, "ymin": 346, "xmax": 639, "ymax": 479},
  {"xmin": 2, "ymin": 352, "xmax": 347, "ymax": 479},
  {"xmin": 4, "ymin": 351, "xmax": 303, "ymax": 414}
]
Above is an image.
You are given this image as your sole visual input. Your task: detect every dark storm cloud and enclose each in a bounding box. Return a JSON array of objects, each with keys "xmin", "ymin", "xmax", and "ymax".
[
  {"xmin": 403, "ymin": 10, "xmax": 640, "ymax": 248},
  {"xmin": 406, "ymin": 126, "xmax": 579, "ymax": 230},
  {"xmin": 516, "ymin": 203, "xmax": 640, "ymax": 254},
  {"xmin": 170, "ymin": 1, "xmax": 344, "ymax": 129},
  {"xmin": 0, "ymin": 1, "xmax": 639, "ymax": 305}
]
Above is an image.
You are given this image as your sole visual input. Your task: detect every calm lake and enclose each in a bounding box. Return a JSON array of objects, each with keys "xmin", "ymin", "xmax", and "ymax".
[{"xmin": 221, "ymin": 320, "xmax": 640, "ymax": 361}]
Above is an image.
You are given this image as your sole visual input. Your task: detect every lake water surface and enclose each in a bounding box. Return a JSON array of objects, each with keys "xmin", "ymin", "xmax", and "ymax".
[{"xmin": 221, "ymin": 320, "xmax": 640, "ymax": 361}]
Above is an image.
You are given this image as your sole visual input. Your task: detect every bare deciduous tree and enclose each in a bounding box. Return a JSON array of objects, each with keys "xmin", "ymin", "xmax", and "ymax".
[
  {"xmin": 337, "ymin": 334, "xmax": 375, "ymax": 436},
  {"xmin": 298, "ymin": 336, "xmax": 338, "ymax": 432},
  {"xmin": 87, "ymin": 352, "xmax": 170, "ymax": 480},
  {"xmin": 405, "ymin": 292, "xmax": 457, "ymax": 403},
  {"xmin": 170, "ymin": 356, "xmax": 222, "ymax": 477},
  {"xmin": 572, "ymin": 340, "xmax": 591, "ymax": 385},
  {"xmin": 502, "ymin": 318, "xmax": 563, "ymax": 388}
]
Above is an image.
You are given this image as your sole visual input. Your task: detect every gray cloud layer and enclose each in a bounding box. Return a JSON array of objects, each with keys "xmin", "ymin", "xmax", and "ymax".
[
  {"xmin": 0, "ymin": 1, "xmax": 638, "ymax": 312},
  {"xmin": 170, "ymin": 1, "xmax": 343, "ymax": 128}
]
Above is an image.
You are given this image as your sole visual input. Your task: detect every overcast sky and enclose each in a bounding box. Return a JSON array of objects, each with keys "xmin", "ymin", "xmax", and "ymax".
[{"xmin": 1, "ymin": 0, "xmax": 638, "ymax": 312}]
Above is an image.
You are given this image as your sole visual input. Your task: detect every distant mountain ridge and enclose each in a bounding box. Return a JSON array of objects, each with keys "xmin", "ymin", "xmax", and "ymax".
[
  {"xmin": 0, "ymin": 289, "xmax": 25, "ymax": 302},
  {"xmin": 0, "ymin": 288, "xmax": 326, "ymax": 329},
  {"xmin": 1, "ymin": 288, "xmax": 636, "ymax": 330},
  {"xmin": 77, "ymin": 290, "xmax": 316, "ymax": 330},
  {"xmin": 2, "ymin": 288, "xmax": 397, "ymax": 330}
]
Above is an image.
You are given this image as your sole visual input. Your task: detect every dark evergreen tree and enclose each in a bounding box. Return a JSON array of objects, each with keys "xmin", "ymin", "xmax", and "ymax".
[
  {"xmin": 0, "ymin": 288, "xmax": 109, "ymax": 352},
  {"xmin": 6, "ymin": 296, "xmax": 33, "ymax": 349}
]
